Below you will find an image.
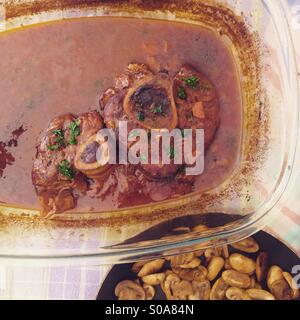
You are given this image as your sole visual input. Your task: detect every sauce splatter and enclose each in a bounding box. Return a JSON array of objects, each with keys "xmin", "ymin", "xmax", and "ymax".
[{"xmin": 0, "ymin": 126, "xmax": 26, "ymax": 178}]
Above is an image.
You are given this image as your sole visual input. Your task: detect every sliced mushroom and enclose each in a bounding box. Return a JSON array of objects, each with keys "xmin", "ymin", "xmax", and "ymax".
[
  {"xmin": 132, "ymin": 261, "xmax": 149, "ymax": 273},
  {"xmin": 283, "ymin": 272, "xmax": 300, "ymax": 300},
  {"xmin": 163, "ymin": 273, "xmax": 193, "ymax": 300},
  {"xmin": 74, "ymin": 133, "xmax": 112, "ymax": 179},
  {"xmin": 210, "ymin": 278, "xmax": 229, "ymax": 300},
  {"xmin": 189, "ymin": 280, "xmax": 211, "ymax": 300},
  {"xmin": 115, "ymin": 280, "xmax": 146, "ymax": 300},
  {"xmin": 160, "ymin": 271, "xmax": 175, "ymax": 294},
  {"xmin": 229, "ymin": 253, "xmax": 256, "ymax": 275},
  {"xmin": 270, "ymin": 279, "xmax": 293, "ymax": 300},
  {"xmin": 207, "ymin": 256, "xmax": 225, "ymax": 281},
  {"xmin": 173, "ymin": 280, "xmax": 194, "ymax": 300},
  {"xmin": 180, "ymin": 257, "xmax": 201, "ymax": 269},
  {"xmin": 246, "ymin": 289, "xmax": 275, "ymax": 300},
  {"xmin": 204, "ymin": 247, "xmax": 223, "ymax": 262},
  {"xmin": 226, "ymin": 287, "xmax": 252, "ymax": 300},
  {"xmin": 173, "ymin": 265, "xmax": 208, "ymax": 282},
  {"xmin": 115, "ymin": 234, "xmax": 300, "ymax": 302},
  {"xmin": 267, "ymin": 266, "xmax": 284, "ymax": 289},
  {"xmin": 222, "ymin": 270, "xmax": 251, "ymax": 289},
  {"xmin": 230, "ymin": 237, "xmax": 259, "ymax": 253},
  {"xmin": 138, "ymin": 259, "xmax": 165, "ymax": 278},
  {"xmin": 172, "ymin": 266, "xmax": 192, "ymax": 281},
  {"xmin": 143, "ymin": 284, "xmax": 155, "ymax": 300},
  {"xmin": 142, "ymin": 273, "xmax": 165, "ymax": 286},
  {"xmin": 194, "ymin": 266, "xmax": 209, "ymax": 282},
  {"xmin": 170, "ymin": 253, "xmax": 195, "ymax": 267},
  {"xmin": 165, "ymin": 270, "xmax": 176, "ymax": 277},
  {"xmin": 172, "ymin": 266, "xmax": 207, "ymax": 281},
  {"xmin": 256, "ymin": 252, "xmax": 269, "ymax": 282}
]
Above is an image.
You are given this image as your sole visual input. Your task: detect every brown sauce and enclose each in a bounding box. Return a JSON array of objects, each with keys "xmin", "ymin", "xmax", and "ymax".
[{"xmin": 0, "ymin": 17, "xmax": 242, "ymax": 213}]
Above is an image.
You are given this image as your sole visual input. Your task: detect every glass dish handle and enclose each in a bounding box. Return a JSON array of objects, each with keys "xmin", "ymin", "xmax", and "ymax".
[
  {"xmin": 289, "ymin": 0, "xmax": 300, "ymax": 31},
  {"xmin": 281, "ymin": 1, "xmax": 300, "ymax": 210}
]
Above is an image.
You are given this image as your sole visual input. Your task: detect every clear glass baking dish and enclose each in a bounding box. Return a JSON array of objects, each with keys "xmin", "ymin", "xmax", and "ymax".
[{"xmin": 0, "ymin": 0, "xmax": 298, "ymax": 265}]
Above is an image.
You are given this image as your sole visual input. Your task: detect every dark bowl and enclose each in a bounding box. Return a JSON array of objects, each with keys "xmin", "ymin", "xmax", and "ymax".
[{"xmin": 97, "ymin": 231, "xmax": 300, "ymax": 300}]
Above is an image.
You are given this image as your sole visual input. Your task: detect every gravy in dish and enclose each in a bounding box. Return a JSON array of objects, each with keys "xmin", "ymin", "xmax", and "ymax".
[{"xmin": 0, "ymin": 17, "xmax": 242, "ymax": 214}]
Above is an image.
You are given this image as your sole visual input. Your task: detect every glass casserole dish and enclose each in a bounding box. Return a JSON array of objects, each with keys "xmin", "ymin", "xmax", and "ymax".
[{"xmin": 0, "ymin": 0, "xmax": 298, "ymax": 264}]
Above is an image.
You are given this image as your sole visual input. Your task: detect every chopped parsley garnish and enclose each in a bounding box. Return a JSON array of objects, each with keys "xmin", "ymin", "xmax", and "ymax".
[
  {"xmin": 47, "ymin": 129, "xmax": 66, "ymax": 151},
  {"xmin": 137, "ymin": 111, "xmax": 145, "ymax": 121},
  {"xmin": 178, "ymin": 86, "xmax": 187, "ymax": 100},
  {"xmin": 69, "ymin": 120, "xmax": 81, "ymax": 145},
  {"xmin": 183, "ymin": 76, "xmax": 199, "ymax": 88},
  {"xmin": 58, "ymin": 160, "xmax": 74, "ymax": 180},
  {"xmin": 151, "ymin": 104, "xmax": 164, "ymax": 115},
  {"xmin": 47, "ymin": 145, "xmax": 60, "ymax": 151}
]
